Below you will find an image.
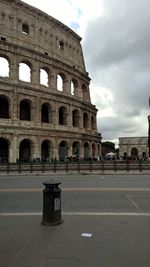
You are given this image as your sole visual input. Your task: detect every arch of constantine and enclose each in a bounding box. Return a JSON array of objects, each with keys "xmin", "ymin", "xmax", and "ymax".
[
  {"xmin": 0, "ymin": 0, "xmax": 101, "ymax": 163},
  {"xmin": 119, "ymin": 137, "xmax": 149, "ymax": 159}
]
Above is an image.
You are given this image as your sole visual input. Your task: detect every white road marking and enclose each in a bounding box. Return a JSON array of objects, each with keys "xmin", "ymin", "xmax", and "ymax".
[
  {"xmin": 1, "ymin": 187, "xmax": 150, "ymax": 192},
  {"xmin": 1, "ymin": 212, "xmax": 150, "ymax": 216},
  {"xmin": 126, "ymin": 195, "xmax": 143, "ymax": 213}
]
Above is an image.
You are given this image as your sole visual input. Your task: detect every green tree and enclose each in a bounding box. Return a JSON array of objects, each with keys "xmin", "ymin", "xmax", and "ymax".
[{"xmin": 102, "ymin": 141, "xmax": 115, "ymax": 157}]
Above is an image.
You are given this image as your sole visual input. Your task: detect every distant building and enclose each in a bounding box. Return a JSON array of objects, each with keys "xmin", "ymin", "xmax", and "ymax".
[{"xmin": 119, "ymin": 137, "xmax": 148, "ymax": 159}]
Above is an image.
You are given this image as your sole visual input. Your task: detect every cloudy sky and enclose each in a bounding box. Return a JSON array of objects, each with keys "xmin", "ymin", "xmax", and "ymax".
[{"xmin": 22, "ymin": 0, "xmax": 150, "ymax": 146}]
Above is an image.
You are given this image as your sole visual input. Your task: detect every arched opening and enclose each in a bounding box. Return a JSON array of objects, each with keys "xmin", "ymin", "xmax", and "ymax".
[
  {"xmin": 41, "ymin": 140, "xmax": 51, "ymax": 161},
  {"xmin": 91, "ymin": 115, "xmax": 95, "ymax": 130},
  {"xmin": 72, "ymin": 109, "xmax": 79, "ymax": 127},
  {"xmin": 92, "ymin": 143, "xmax": 96, "ymax": 158},
  {"xmin": 72, "ymin": 141, "xmax": 80, "ymax": 156},
  {"xmin": 142, "ymin": 152, "xmax": 147, "ymax": 159},
  {"xmin": 40, "ymin": 68, "xmax": 49, "ymax": 87},
  {"xmin": 0, "ymin": 96, "xmax": 9, "ymax": 118},
  {"xmin": 57, "ymin": 74, "xmax": 63, "ymax": 91},
  {"xmin": 82, "ymin": 84, "xmax": 89, "ymax": 101},
  {"xmin": 19, "ymin": 62, "xmax": 31, "ymax": 82},
  {"xmin": 0, "ymin": 57, "xmax": 9, "ymax": 77},
  {"xmin": 22, "ymin": 23, "xmax": 29, "ymax": 34},
  {"xmin": 83, "ymin": 112, "xmax": 88, "ymax": 128},
  {"xmin": 19, "ymin": 139, "xmax": 31, "ymax": 162},
  {"xmin": 20, "ymin": 99, "xmax": 31, "ymax": 121},
  {"xmin": 123, "ymin": 152, "xmax": 128, "ymax": 160},
  {"xmin": 0, "ymin": 138, "xmax": 9, "ymax": 163},
  {"xmin": 84, "ymin": 142, "xmax": 89, "ymax": 160},
  {"xmin": 41, "ymin": 103, "xmax": 49, "ymax": 123},
  {"xmin": 59, "ymin": 106, "xmax": 67, "ymax": 125},
  {"xmin": 71, "ymin": 78, "xmax": 78, "ymax": 96},
  {"xmin": 131, "ymin": 147, "xmax": 138, "ymax": 159},
  {"xmin": 59, "ymin": 141, "xmax": 68, "ymax": 161},
  {"xmin": 58, "ymin": 41, "xmax": 64, "ymax": 50}
]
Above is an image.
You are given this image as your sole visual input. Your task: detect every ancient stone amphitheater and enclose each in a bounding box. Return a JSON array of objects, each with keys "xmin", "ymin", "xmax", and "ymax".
[{"xmin": 0, "ymin": 0, "xmax": 101, "ymax": 163}]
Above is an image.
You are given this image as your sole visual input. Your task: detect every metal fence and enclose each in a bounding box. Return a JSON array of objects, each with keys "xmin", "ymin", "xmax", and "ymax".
[{"xmin": 0, "ymin": 160, "xmax": 150, "ymax": 174}]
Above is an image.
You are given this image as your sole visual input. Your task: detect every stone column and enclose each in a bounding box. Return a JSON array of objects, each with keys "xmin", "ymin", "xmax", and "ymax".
[
  {"xmin": 9, "ymin": 60, "xmax": 19, "ymax": 83},
  {"xmin": 49, "ymin": 73, "xmax": 57, "ymax": 91},
  {"xmin": 67, "ymin": 104, "xmax": 72, "ymax": 127},
  {"xmin": 63, "ymin": 79, "xmax": 70, "ymax": 94},
  {"xmin": 80, "ymin": 142, "xmax": 84, "ymax": 159},
  {"xmin": 12, "ymin": 90, "xmax": 18, "ymax": 120},
  {"xmin": 32, "ymin": 139, "xmax": 41, "ymax": 160},
  {"xmin": 31, "ymin": 66, "xmax": 40, "ymax": 85},
  {"xmin": 67, "ymin": 141, "xmax": 72, "ymax": 157},
  {"xmin": 9, "ymin": 135, "xmax": 18, "ymax": 163},
  {"xmin": 53, "ymin": 138, "xmax": 59, "ymax": 160}
]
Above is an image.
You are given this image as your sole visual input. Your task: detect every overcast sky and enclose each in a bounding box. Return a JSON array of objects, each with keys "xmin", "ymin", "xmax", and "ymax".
[{"xmin": 22, "ymin": 0, "xmax": 150, "ymax": 146}]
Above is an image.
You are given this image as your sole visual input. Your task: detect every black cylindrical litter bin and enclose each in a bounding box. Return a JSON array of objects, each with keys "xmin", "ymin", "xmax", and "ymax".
[{"xmin": 42, "ymin": 180, "xmax": 62, "ymax": 226}]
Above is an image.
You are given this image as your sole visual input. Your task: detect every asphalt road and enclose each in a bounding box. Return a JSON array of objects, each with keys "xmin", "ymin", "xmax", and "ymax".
[
  {"xmin": 1, "ymin": 174, "xmax": 150, "ymax": 267},
  {"xmin": 0, "ymin": 174, "xmax": 150, "ymax": 214}
]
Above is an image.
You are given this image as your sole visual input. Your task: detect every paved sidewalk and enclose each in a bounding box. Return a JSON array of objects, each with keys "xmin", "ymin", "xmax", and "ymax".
[{"xmin": 1, "ymin": 214, "xmax": 150, "ymax": 267}]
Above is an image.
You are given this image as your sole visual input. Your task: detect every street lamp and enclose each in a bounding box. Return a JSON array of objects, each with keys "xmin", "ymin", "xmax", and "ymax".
[{"xmin": 148, "ymin": 97, "xmax": 150, "ymax": 158}]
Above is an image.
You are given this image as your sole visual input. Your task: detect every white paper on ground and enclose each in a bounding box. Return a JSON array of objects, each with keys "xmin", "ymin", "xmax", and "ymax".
[{"xmin": 81, "ymin": 233, "xmax": 93, "ymax": 237}]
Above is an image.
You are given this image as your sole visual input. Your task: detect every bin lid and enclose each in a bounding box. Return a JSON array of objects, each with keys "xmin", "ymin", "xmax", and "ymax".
[{"xmin": 43, "ymin": 180, "xmax": 61, "ymax": 188}]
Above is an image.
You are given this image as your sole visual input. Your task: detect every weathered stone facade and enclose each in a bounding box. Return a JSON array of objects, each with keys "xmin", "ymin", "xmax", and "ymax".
[
  {"xmin": 0, "ymin": 0, "xmax": 101, "ymax": 163},
  {"xmin": 119, "ymin": 137, "xmax": 148, "ymax": 159}
]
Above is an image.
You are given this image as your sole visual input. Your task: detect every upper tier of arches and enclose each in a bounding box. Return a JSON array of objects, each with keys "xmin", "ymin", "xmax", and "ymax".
[{"xmin": 0, "ymin": 56, "xmax": 91, "ymax": 102}]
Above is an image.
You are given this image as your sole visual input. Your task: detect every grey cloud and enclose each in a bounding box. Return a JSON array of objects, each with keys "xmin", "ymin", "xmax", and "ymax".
[{"xmin": 83, "ymin": 0, "xmax": 150, "ymax": 144}]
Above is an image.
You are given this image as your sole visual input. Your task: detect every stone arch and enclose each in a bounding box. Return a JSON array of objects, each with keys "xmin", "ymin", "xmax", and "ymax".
[
  {"xmin": 58, "ymin": 40, "xmax": 64, "ymax": 51},
  {"xmin": 92, "ymin": 143, "xmax": 96, "ymax": 158},
  {"xmin": 41, "ymin": 139, "xmax": 52, "ymax": 161},
  {"xmin": 72, "ymin": 141, "xmax": 80, "ymax": 155},
  {"xmin": 59, "ymin": 106, "xmax": 68, "ymax": 125},
  {"xmin": 131, "ymin": 147, "xmax": 138, "ymax": 159},
  {"xmin": 59, "ymin": 140, "xmax": 68, "ymax": 161},
  {"xmin": 123, "ymin": 152, "xmax": 128, "ymax": 159},
  {"xmin": 72, "ymin": 109, "xmax": 79, "ymax": 127},
  {"xmin": 22, "ymin": 23, "xmax": 29, "ymax": 35},
  {"xmin": 20, "ymin": 99, "xmax": 32, "ymax": 121},
  {"xmin": 19, "ymin": 60, "xmax": 32, "ymax": 82},
  {"xmin": 57, "ymin": 73, "xmax": 65, "ymax": 91},
  {"xmin": 82, "ymin": 83, "xmax": 89, "ymax": 101},
  {"xmin": 84, "ymin": 142, "xmax": 90, "ymax": 160},
  {"xmin": 0, "ymin": 56, "xmax": 9, "ymax": 77},
  {"xmin": 0, "ymin": 95, "xmax": 9, "ymax": 118},
  {"xmin": 40, "ymin": 67, "xmax": 49, "ymax": 87},
  {"xmin": 19, "ymin": 138, "xmax": 32, "ymax": 162},
  {"xmin": 91, "ymin": 115, "xmax": 96, "ymax": 130},
  {"xmin": 0, "ymin": 137, "xmax": 9, "ymax": 162},
  {"xmin": 41, "ymin": 102, "xmax": 52, "ymax": 123},
  {"xmin": 142, "ymin": 152, "xmax": 147, "ymax": 159},
  {"xmin": 83, "ymin": 112, "xmax": 89, "ymax": 128},
  {"xmin": 71, "ymin": 78, "xmax": 78, "ymax": 96}
]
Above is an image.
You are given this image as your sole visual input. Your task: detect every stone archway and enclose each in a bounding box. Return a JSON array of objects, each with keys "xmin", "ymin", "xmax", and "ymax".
[
  {"xmin": 0, "ymin": 96, "xmax": 9, "ymax": 118},
  {"xmin": 59, "ymin": 141, "xmax": 68, "ymax": 161},
  {"xmin": 20, "ymin": 99, "xmax": 31, "ymax": 121},
  {"xmin": 84, "ymin": 142, "xmax": 89, "ymax": 160},
  {"xmin": 131, "ymin": 147, "xmax": 138, "ymax": 159},
  {"xmin": 72, "ymin": 141, "xmax": 80, "ymax": 155},
  {"xmin": 0, "ymin": 138, "xmax": 9, "ymax": 162},
  {"xmin": 92, "ymin": 143, "xmax": 96, "ymax": 158},
  {"xmin": 19, "ymin": 139, "xmax": 31, "ymax": 162},
  {"xmin": 41, "ymin": 140, "xmax": 51, "ymax": 161}
]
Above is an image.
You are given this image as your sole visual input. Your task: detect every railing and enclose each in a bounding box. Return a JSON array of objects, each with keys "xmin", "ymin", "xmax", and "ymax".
[{"xmin": 0, "ymin": 160, "xmax": 150, "ymax": 174}]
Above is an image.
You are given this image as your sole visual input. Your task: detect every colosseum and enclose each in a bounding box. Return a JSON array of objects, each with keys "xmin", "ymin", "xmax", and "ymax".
[{"xmin": 0, "ymin": 0, "xmax": 101, "ymax": 163}]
